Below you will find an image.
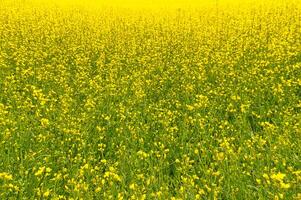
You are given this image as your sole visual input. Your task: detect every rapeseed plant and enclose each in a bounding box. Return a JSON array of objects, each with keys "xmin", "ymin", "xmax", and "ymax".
[{"xmin": 0, "ymin": 0, "xmax": 300, "ymax": 199}]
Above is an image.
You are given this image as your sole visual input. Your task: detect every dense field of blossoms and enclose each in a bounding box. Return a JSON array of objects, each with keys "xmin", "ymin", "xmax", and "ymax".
[{"xmin": 0, "ymin": 0, "xmax": 301, "ymax": 199}]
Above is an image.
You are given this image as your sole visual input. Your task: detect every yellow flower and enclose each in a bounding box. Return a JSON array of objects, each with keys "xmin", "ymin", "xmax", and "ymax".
[
  {"xmin": 95, "ymin": 187, "xmax": 101, "ymax": 193},
  {"xmin": 129, "ymin": 183, "xmax": 137, "ymax": 190},
  {"xmin": 35, "ymin": 166, "xmax": 45, "ymax": 176},
  {"xmin": 216, "ymin": 152, "xmax": 225, "ymax": 161},
  {"xmin": 280, "ymin": 182, "xmax": 290, "ymax": 189},
  {"xmin": 212, "ymin": 171, "xmax": 221, "ymax": 176},
  {"xmin": 263, "ymin": 173, "xmax": 269, "ymax": 180},
  {"xmin": 186, "ymin": 105, "xmax": 194, "ymax": 111},
  {"xmin": 40, "ymin": 118, "xmax": 50, "ymax": 127},
  {"xmin": 271, "ymin": 172, "xmax": 285, "ymax": 182},
  {"xmin": 0, "ymin": 172, "xmax": 13, "ymax": 180},
  {"xmin": 43, "ymin": 189, "xmax": 51, "ymax": 197},
  {"xmin": 118, "ymin": 193, "xmax": 124, "ymax": 200},
  {"xmin": 194, "ymin": 149, "xmax": 199, "ymax": 155},
  {"xmin": 198, "ymin": 189, "xmax": 205, "ymax": 195},
  {"xmin": 46, "ymin": 167, "xmax": 52, "ymax": 173}
]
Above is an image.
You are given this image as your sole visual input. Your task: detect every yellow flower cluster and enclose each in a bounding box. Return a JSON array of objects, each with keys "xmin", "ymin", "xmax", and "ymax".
[{"xmin": 0, "ymin": 0, "xmax": 300, "ymax": 199}]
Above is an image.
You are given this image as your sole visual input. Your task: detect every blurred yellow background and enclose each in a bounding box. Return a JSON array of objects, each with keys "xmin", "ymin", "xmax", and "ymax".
[{"xmin": 5, "ymin": 0, "xmax": 297, "ymax": 9}]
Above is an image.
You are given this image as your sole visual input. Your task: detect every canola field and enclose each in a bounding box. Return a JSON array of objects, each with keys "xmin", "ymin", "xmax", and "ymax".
[{"xmin": 0, "ymin": 0, "xmax": 301, "ymax": 199}]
